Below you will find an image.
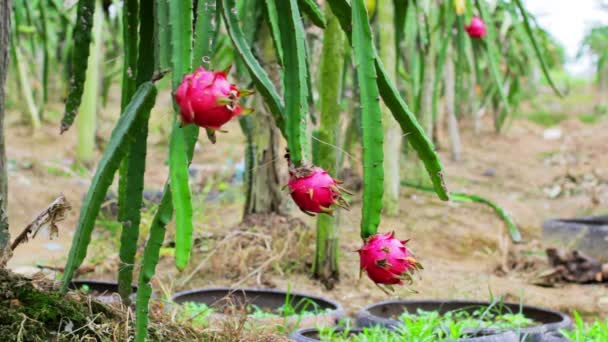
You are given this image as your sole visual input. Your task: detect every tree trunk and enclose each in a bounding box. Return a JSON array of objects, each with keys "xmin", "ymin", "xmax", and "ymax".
[
  {"xmin": 378, "ymin": 0, "xmax": 401, "ymax": 216},
  {"xmin": 445, "ymin": 55, "xmax": 461, "ymax": 162},
  {"xmin": 312, "ymin": 7, "xmax": 345, "ymax": 289},
  {"xmin": 0, "ymin": 0, "xmax": 11, "ymax": 266},
  {"xmin": 243, "ymin": 23, "xmax": 286, "ymax": 216},
  {"xmin": 245, "ymin": 96, "xmax": 286, "ymax": 215}
]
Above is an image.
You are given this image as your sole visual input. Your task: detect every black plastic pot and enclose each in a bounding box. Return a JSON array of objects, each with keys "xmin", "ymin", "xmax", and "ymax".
[
  {"xmin": 543, "ymin": 216, "xmax": 608, "ymax": 262},
  {"xmin": 534, "ymin": 332, "xmax": 572, "ymax": 342},
  {"xmin": 288, "ymin": 327, "xmax": 364, "ymax": 342},
  {"xmin": 172, "ymin": 287, "xmax": 344, "ymax": 330},
  {"xmin": 357, "ymin": 300, "xmax": 571, "ymax": 337},
  {"xmin": 288, "ymin": 327, "xmax": 520, "ymax": 342},
  {"xmin": 70, "ymin": 279, "xmax": 137, "ymax": 304}
]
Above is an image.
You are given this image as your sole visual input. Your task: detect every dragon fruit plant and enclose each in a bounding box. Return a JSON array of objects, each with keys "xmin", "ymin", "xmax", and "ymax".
[
  {"xmin": 358, "ymin": 231, "xmax": 422, "ymax": 291},
  {"xmin": 58, "ymin": 0, "xmax": 452, "ymax": 340}
]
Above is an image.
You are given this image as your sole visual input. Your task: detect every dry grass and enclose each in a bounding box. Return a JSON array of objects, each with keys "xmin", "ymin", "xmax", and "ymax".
[
  {"xmin": 178, "ymin": 214, "xmax": 315, "ymax": 289},
  {"xmin": 0, "ymin": 268, "xmax": 288, "ymax": 341}
]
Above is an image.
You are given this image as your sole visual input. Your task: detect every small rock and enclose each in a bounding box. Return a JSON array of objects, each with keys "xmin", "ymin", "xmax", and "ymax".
[
  {"xmin": 543, "ymin": 128, "xmax": 562, "ymax": 140},
  {"xmin": 43, "ymin": 242, "xmax": 63, "ymax": 251},
  {"xmin": 482, "ymin": 168, "xmax": 496, "ymax": 177}
]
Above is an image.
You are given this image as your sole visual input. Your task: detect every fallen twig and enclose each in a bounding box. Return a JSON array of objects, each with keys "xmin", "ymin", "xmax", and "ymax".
[{"xmin": 10, "ymin": 194, "xmax": 71, "ymax": 251}]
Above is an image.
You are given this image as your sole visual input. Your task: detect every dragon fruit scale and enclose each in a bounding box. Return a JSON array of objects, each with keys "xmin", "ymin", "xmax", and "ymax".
[
  {"xmin": 174, "ymin": 66, "xmax": 253, "ymax": 131},
  {"xmin": 287, "ymin": 165, "xmax": 350, "ymax": 216},
  {"xmin": 358, "ymin": 231, "xmax": 421, "ymax": 288}
]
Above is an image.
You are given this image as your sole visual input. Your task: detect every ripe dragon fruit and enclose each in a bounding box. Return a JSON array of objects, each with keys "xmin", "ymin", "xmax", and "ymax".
[
  {"xmin": 465, "ymin": 17, "xmax": 487, "ymax": 39},
  {"xmin": 174, "ymin": 66, "xmax": 252, "ymax": 131},
  {"xmin": 287, "ymin": 165, "xmax": 350, "ymax": 216},
  {"xmin": 358, "ymin": 231, "xmax": 421, "ymax": 288}
]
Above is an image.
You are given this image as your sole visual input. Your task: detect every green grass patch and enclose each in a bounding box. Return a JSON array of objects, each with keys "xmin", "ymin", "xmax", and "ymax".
[
  {"xmin": 578, "ymin": 113, "xmax": 602, "ymax": 124},
  {"xmin": 319, "ymin": 306, "xmax": 534, "ymax": 341},
  {"xmin": 524, "ymin": 111, "xmax": 568, "ymax": 127},
  {"xmin": 560, "ymin": 311, "xmax": 608, "ymax": 342}
]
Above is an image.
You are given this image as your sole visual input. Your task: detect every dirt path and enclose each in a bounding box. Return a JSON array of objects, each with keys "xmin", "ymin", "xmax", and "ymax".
[{"xmin": 4, "ymin": 88, "xmax": 608, "ymax": 319}]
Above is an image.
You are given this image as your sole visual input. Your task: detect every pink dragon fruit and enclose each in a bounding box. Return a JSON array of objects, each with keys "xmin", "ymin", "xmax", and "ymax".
[
  {"xmin": 174, "ymin": 66, "xmax": 252, "ymax": 131},
  {"xmin": 358, "ymin": 231, "xmax": 421, "ymax": 288},
  {"xmin": 287, "ymin": 165, "xmax": 349, "ymax": 216},
  {"xmin": 465, "ymin": 17, "xmax": 487, "ymax": 39}
]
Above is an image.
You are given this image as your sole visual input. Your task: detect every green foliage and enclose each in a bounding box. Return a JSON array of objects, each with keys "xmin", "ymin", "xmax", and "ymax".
[
  {"xmin": 351, "ymin": 0, "xmax": 385, "ymax": 238},
  {"xmin": 298, "ymin": 0, "xmax": 327, "ymax": 29},
  {"xmin": 155, "ymin": 0, "xmax": 171, "ymax": 70},
  {"xmin": 61, "ymin": 82, "xmax": 158, "ymax": 292},
  {"xmin": 327, "ymin": 0, "xmax": 449, "ymax": 202},
  {"xmin": 512, "ymin": 0, "xmax": 563, "ymax": 97},
  {"xmin": 263, "ymin": 0, "xmax": 284, "ymax": 66},
  {"xmin": 220, "ymin": 0, "xmax": 286, "ymax": 137},
  {"xmin": 524, "ymin": 111, "xmax": 568, "ymax": 127},
  {"xmin": 560, "ymin": 311, "xmax": 608, "ymax": 342},
  {"xmin": 193, "ymin": 0, "xmax": 220, "ymax": 67},
  {"xmin": 120, "ymin": 0, "xmax": 139, "ymax": 112},
  {"xmin": 313, "ymin": 5, "xmax": 345, "ymax": 283},
  {"xmin": 136, "ymin": 183, "xmax": 173, "ymax": 342},
  {"xmin": 476, "ymin": 0, "xmax": 511, "ymax": 131},
  {"xmin": 136, "ymin": 0, "xmax": 220, "ymax": 338},
  {"xmin": 60, "ymin": 0, "xmax": 95, "ymax": 133},
  {"xmin": 176, "ymin": 302, "xmax": 215, "ymax": 327},
  {"xmin": 168, "ymin": 0, "xmax": 195, "ymax": 271},
  {"xmin": 118, "ymin": 0, "xmax": 156, "ymax": 303},
  {"xmin": 170, "ymin": 125, "xmax": 194, "ymax": 270},
  {"xmin": 277, "ymin": 0, "xmax": 309, "ymax": 166},
  {"xmin": 319, "ymin": 307, "xmax": 533, "ymax": 341},
  {"xmin": 45, "ymin": 0, "xmax": 574, "ymax": 340}
]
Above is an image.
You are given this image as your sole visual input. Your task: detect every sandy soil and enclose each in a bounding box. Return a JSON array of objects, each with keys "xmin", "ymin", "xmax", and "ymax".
[{"xmin": 4, "ymin": 86, "xmax": 608, "ymax": 322}]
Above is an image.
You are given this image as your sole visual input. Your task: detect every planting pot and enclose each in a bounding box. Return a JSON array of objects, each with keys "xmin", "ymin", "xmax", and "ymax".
[
  {"xmin": 543, "ymin": 216, "xmax": 608, "ymax": 262},
  {"xmin": 70, "ymin": 279, "xmax": 137, "ymax": 304},
  {"xmin": 357, "ymin": 299, "xmax": 571, "ymax": 336},
  {"xmin": 288, "ymin": 327, "xmax": 364, "ymax": 342},
  {"xmin": 171, "ymin": 287, "xmax": 343, "ymax": 331},
  {"xmin": 533, "ymin": 332, "xmax": 572, "ymax": 342},
  {"xmin": 288, "ymin": 327, "xmax": 520, "ymax": 341}
]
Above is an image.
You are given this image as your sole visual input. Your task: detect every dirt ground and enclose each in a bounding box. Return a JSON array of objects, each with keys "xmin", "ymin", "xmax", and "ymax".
[{"xmin": 4, "ymin": 84, "xmax": 608, "ymax": 324}]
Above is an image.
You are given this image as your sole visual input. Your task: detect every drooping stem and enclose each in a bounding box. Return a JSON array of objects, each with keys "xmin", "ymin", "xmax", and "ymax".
[
  {"xmin": 168, "ymin": 0, "xmax": 195, "ymax": 271},
  {"xmin": 118, "ymin": 0, "xmax": 155, "ymax": 304},
  {"xmin": 351, "ymin": 0, "xmax": 385, "ymax": 238},
  {"xmin": 378, "ymin": 0, "xmax": 401, "ymax": 216},
  {"xmin": 76, "ymin": 0, "xmax": 103, "ymax": 164},
  {"xmin": 117, "ymin": 0, "xmax": 139, "ymax": 223},
  {"xmin": 136, "ymin": 0, "xmax": 219, "ymax": 339},
  {"xmin": 313, "ymin": 5, "xmax": 345, "ymax": 288},
  {"xmin": 276, "ymin": 0, "xmax": 309, "ymax": 167}
]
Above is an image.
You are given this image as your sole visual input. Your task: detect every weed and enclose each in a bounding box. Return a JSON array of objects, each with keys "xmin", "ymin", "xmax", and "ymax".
[
  {"xmin": 525, "ymin": 111, "xmax": 568, "ymax": 127},
  {"xmin": 317, "ymin": 304, "xmax": 534, "ymax": 341},
  {"xmin": 560, "ymin": 311, "xmax": 608, "ymax": 342}
]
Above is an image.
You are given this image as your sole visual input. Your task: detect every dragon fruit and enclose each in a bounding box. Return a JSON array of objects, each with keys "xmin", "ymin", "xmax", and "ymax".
[
  {"xmin": 287, "ymin": 165, "xmax": 349, "ymax": 216},
  {"xmin": 465, "ymin": 17, "xmax": 487, "ymax": 39},
  {"xmin": 358, "ymin": 231, "xmax": 421, "ymax": 287},
  {"xmin": 174, "ymin": 66, "xmax": 252, "ymax": 131}
]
